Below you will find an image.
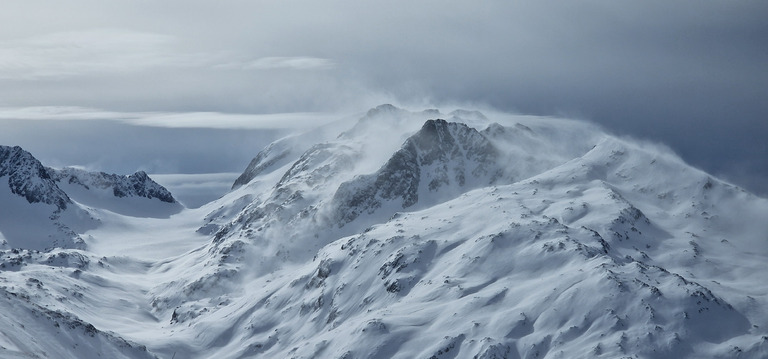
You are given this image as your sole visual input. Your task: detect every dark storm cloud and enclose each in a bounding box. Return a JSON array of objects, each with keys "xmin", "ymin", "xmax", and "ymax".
[{"xmin": 0, "ymin": 1, "xmax": 766, "ymax": 195}]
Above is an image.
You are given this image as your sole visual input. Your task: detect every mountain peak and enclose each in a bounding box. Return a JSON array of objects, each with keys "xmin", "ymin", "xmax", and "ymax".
[
  {"xmin": 420, "ymin": 117, "xmax": 448, "ymax": 131},
  {"xmin": 331, "ymin": 118, "xmax": 500, "ymax": 227},
  {"xmin": 49, "ymin": 167, "xmax": 176, "ymax": 204},
  {"xmin": 449, "ymin": 109, "xmax": 488, "ymax": 121},
  {"xmin": 0, "ymin": 145, "xmax": 71, "ymax": 210},
  {"xmin": 0, "ymin": 145, "xmax": 87, "ymax": 250},
  {"xmin": 0, "ymin": 145, "xmax": 180, "ymax": 250},
  {"xmin": 365, "ymin": 103, "xmax": 402, "ymax": 117}
]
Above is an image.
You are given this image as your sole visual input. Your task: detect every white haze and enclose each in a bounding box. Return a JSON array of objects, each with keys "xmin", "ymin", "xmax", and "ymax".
[{"xmin": 0, "ymin": 106, "xmax": 339, "ymax": 130}]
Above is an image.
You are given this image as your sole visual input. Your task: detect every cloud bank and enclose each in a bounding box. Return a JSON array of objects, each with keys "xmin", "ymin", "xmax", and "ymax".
[{"xmin": 0, "ymin": 106, "xmax": 338, "ymax": 130}]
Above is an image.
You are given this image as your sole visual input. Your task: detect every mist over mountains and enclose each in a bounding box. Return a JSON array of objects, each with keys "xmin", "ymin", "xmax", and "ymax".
[{"xmin": 0, "ymin": 106, "xmax": 766, "ymax": 358}]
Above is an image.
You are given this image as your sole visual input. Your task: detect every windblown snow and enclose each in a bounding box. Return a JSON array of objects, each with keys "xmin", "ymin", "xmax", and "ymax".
[{"xmin": 0, "ymin": 106, "xmax": 766, "ymax": 358}]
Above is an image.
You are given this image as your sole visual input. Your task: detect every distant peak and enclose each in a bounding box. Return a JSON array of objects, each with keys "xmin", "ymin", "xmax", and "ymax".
[
  {"xmin": 0, "ymin": 145, "xmax": 33, "ymax": 160},
  {"xmin": 0, "ymin": 144, "xmax": 71, "ymax": 210},
  {"xmin": 514, "ymin": 123, "xmax": 533, "ymax": 132},
  {"xmin": 481, "ymin": 123, "xmax": 506, "ymax": 138},
  {"xmin": 421, "ymin": 118, "xmax": 449, "ymax": 130},
  {"xmin": 365, "ymin": 104, "xmax": 404, "ymax": 118},
  {"xmin": 485, "ymin": 122, "xmax": 505, "ymax": 131},
  {"xmin": 132, "ymin": 170, "xmax": 149, "ymax": 179},
  {"xmin": 411, "ymin": 119, "xmax": 455, "ymax": 145},
  {"xmin": 449, "ymin": 109, "xmax": 487, "ymax": 121},
  {"xmin": 49, "ymin": 167, "xmax": 177, "ymax": 204}
]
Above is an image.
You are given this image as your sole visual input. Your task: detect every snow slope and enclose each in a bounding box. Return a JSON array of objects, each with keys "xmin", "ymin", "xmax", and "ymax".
[
  {"xmin": 0, "ymin": 145, "xmax": 181, "ymax": 251},
  {"xmin": 50, "ymin": 167, "xmax": 182, "ymax": 218},
  {"xmin": 0, "ymin": 106, "xmax": 766, "ymax": 358}
]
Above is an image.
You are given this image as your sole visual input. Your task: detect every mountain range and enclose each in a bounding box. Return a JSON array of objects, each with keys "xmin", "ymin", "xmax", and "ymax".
[{"xmin": 0, "ymin": 105, "xmax": 766, "ymax": 358}]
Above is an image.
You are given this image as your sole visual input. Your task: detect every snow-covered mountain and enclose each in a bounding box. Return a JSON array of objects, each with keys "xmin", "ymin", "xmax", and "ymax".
[
  {"xmin": 1, "ymin": 145, "xmax": 93, "ymax": 250},
  {"xmin": 0, "ymin": 106, "xmax": 766, "ymax": 358},
  {"xmin": 48, "ymin": 167, "xmax": 180, "ymax": 218},
  {"xmin": 0, "ymin": 146, "xmax": 70, "ymax": 210},
  {"xmin": 49, "ymin": 167, "xmax": 175, "ymax": 204},
  {"xmin": 0, "ymin": 145, "xmax": 180, "ymax": 251}
]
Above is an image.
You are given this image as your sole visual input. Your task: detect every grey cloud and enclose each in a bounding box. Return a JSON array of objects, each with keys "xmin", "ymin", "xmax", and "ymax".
[
  {"xmin": 216, "ymin": 57, "xmax": 336, "ymax": 71},
  {"xmin": 0, "ymin": 107, "xmax": 339, "ymax": 130},
  {"xmin": 0, "ymin": 29, "xmax": 213, "ymax": 80},
  {"xmin": 0, "ymin": 1, "xmax": 766, "ymax": 196}
]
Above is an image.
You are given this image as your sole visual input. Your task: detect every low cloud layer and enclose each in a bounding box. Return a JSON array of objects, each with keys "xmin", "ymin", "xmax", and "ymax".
[
  {"xmin": 0, "ymin": 106, "xmax": 338, "ymax": 130},
  {"xmin": 0, "ymin": 118, "xmax": 287, "ymax": 176},
  {"xmin": 218, "ymin": 57, "xmax": 336, "ymax": 71},
  {"xmin": 1, "ymin": 1, "xmax": 766, "ymax": 196}
]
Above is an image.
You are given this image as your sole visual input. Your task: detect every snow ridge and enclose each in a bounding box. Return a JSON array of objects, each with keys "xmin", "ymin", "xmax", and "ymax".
[
  {"xmin": 49, "ymin": 167, "xmax": 176, "ymax": 203},
  {"xmin": 231, "ymin": 141, "xmax": 294, "ymax": 190}
]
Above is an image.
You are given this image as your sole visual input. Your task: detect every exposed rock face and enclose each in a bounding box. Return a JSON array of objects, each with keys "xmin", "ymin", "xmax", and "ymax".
[
  {"xmin": 0, "ymin": 145, "xmax": 176, "ymax": 207},
  {"xmin": 48, "ymin": 167, "xmax": 176, "ymax": 203},
  {"xmin": 0, "ymin": 145, "xmax": 71, "ymax": 210},
  {"xmin": 0, "ymin": 146, "xmax": 86, "ymax": 250},
  {"xmin": 0, "ymin": 145, "xmax": 177, "ymax": 251},
  {"xmin": 332, "ymin": 119, "xmax": 501, "ymax": 225}
]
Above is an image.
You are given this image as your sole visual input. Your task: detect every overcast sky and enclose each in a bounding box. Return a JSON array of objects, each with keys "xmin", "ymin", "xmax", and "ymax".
[{"xmin": 0, "ymin": 1, "xmax": 766, "ymax": 197}]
